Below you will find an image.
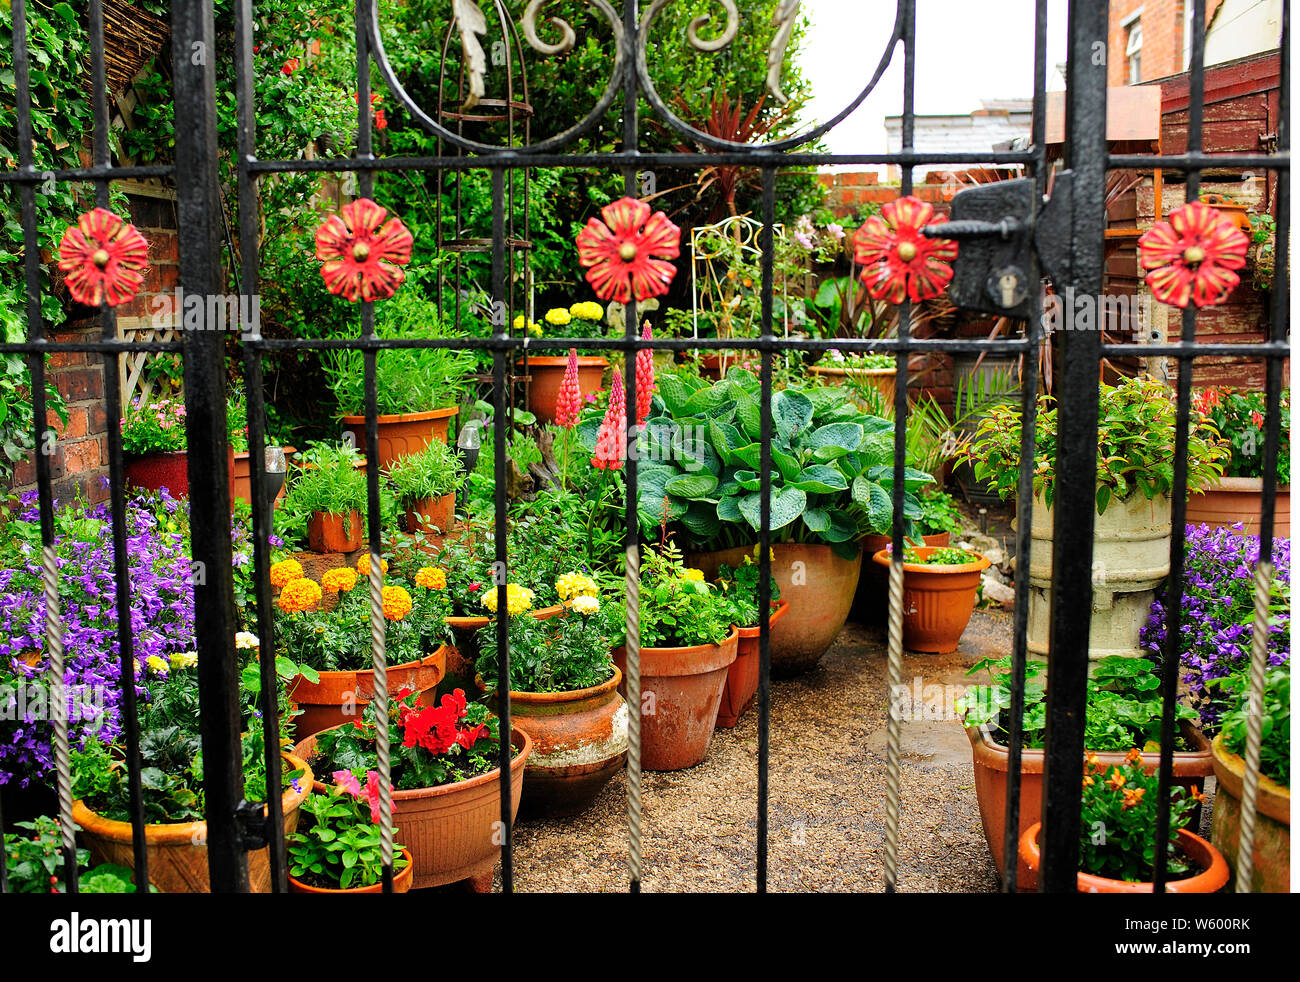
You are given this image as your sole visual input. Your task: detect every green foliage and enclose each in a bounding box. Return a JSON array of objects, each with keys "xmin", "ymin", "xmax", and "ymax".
[
  {"xmin": 386, "ymin": 437, "xmax": 464, "ymax": 506},
  {"xmin": 476, "ymin": 600, "xmax": 619, "ymax": 695},
  {"xmin": 282, "ymin": 441, "xmax": 369, "ymax": 524},
  {"xmin": 3, "ymin": 816, "xmax": 146, "ymax": 893},
  {"xmin": 617, "ymin": 542, "xmax": 734, "ymax": 649},
  {"xmin": 714, "ymin": 555, "xmax": 780, "ymax": 629},
  {"xmin": 1195, "ymin": 386, "xmax": 1290, "ymax": 483},
  {"xmin": 916, "ymin": 485, "xmax": 963, "ymax": 537},
  {"xmin": 0, "ymin": 309, "xmax": 64, "ymax": 482},
  {"xmin": 287, "ymin": 783, "xmax": 408, "ymax": 890},
  {"xmin": 902, "ymin": 545, "xmax": 978, "ymax": 565},
  {"xmin": 1215, "ymin": 661, "xmax": 1290, "ymax": 788}
]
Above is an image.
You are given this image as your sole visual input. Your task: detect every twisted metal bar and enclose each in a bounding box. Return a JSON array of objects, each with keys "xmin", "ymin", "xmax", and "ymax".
[
  {"xmin": 624, "ymin": 542, "xmax": 643, "ymax": 889},
  {"xmin": 44, "ymin": 545, "xmax": 76, "ymax": 880},
  {"xmin": 1234, "ymin": 559, "xmax": 1273, "ymax": 892},
  {"xmin": 368, "ymin": 554, "xmax": 394, "ymax": 870},
  {"xmin": 883, "ymin": 556, "xmax": 905, "ymax": 891}
]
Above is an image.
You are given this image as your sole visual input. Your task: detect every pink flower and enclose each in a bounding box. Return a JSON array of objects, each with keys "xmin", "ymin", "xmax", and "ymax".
[
  {"xmin": 363, "ymin": 770, "xmax": 388, "ymax": 824},
  {"xmin": 591, "ymin": 372, "xmax": 626, "ymax": 471},
  {"xmin": 332, "ymin": 769, "xmax": 361, "ymax": 797},
  {"xmin": 554, "ymin": 348, "xmax": 583, "ymax": 429},
  {"xmin": 635, "ymin": 321, "xmax": 655, "ymax": 426}
]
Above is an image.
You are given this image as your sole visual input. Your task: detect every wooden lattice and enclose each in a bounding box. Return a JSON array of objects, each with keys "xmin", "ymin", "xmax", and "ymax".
[{"xmin": 116, "ymin": 315, "xmax": 182, "ymax": 410}]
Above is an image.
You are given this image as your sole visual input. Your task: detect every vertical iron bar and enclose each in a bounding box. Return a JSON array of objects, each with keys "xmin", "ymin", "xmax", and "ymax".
[
  {"xmin": 173, "ymin": 0, "xmax": 243, "ymax": 892},
  {"xmin": 757, "ymin": 166, "xmax": 776, "ymax": 894}
]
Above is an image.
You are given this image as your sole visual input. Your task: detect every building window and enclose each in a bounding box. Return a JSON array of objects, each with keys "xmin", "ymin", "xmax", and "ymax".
[{"xmin": 1126, "ymin": 19, "xmax": 1143, "ymax": 83}]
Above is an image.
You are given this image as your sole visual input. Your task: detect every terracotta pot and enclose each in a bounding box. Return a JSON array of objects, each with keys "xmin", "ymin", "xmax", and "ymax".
[
  {"xmin": 287, "ymin": 847, "xmax": 415, "ymax": 894},
  {"xmin": 1210, "ymin": 733, "xmax": 1290, "ymax": 893},
  {"xmin": 405, "ymin": 493, "xmax": 456, "ymax": 535},
  {"xmin": 689, "ymin": 543, "xmax": 862, "ymax": 676},
  {"xmin": 287, "ymin": 647, "xmax": 448, "ymax": 743},
  {"xmin": 294, "ymin": 728, "xmax": 531, "ymax": 890},
  {"xmin": 341, "ymin": 407, "xmax": 458, "ymax": 471},
  {"xmin": 1200, "ymin": 192, "xmax": 1253, "ymax": 234},
  {"xmin": 519, "ymin": 356, "xmax": 608, "ymax": 424},
  {"xmin": 233, "ymin": 446, "xmax": 295, "ymax": 509},
  {"xmin": 71, "ymin": 752, "xmax": 312, "ymax": 894},
  {"xmin": 611, "ymin": 628, "xmax": 738, "ymax": 771},
  {"xmin": 694, "ymin": 352, "xmax": 755, "ymax": 381},
  {"xmin": 492, "ymin": 666, "xmax": 628, "ymax": 818},
  {"xmin": 717, "ymin": 601, "xmax": 790, "ymax": 728},
  {"xmin": 852, "ymin": 531, "xmax": 950, "ymax": 625},
  {"xmin": 1018, "ymin": 823, "xmax": 1229, "ymax": 893},
  {"xmin": 307, "ymin": 511, "xmax": 363, "ymax": 553},
  {"xmin": 1185, "ymin": 477, "xmax": 1291, "ymax": 537},
  {"xmin": 871, "ymin": 546, "xmax": 990, "ymax": 653},
  {"xmin": 966, "ymin": 722, "xmax": 1213, "ymax": 879},
  {"xmin": 808, "ymin": 364, "xmax": 897, "ymax": 407}
]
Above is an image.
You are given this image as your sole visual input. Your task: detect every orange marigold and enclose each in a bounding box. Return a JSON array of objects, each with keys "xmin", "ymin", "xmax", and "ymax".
[
  {"xmin": 382, "ymin": 585, "xmax": 413, "ymax": 621},
  {"xmin": 278, "ymin": 577, "xmax": 322, "ymax": 614},
  {"xmin": 1106, "ymin": 771, "xmax": 1127, "ymax": 791},
  {"xmin": 321, "ymin": 567, "xmax": 358, "ymax": 594},
  {"xmin": 270, "ymin": 559, "xmax": 304, "ymax": 588},
  {"xmin": 356, "ymin": 555, "xmax": 389, "ymax": 580},
  {"xmin": 1121, "ymin": 787, "xmax": 1146, "ymax": 810},
  {"xmin": 415, "ymin": 566, "xmax": 447, "ymax": 590}
]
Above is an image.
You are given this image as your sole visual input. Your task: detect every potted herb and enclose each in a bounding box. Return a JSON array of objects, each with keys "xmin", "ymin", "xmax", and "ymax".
[
  {"xmin": 294, "ymin": 687, "xmax": 531, "ymax": 891},
  {"xmin": 855, "ymin": 484, "xmax": 962, "ymax": 625},
  {"xmin": 519, "ymin": 302, "xmax": 610, "ymax": 423},
  {"xmin": 286, "ymin": 770, "xmax": 413, "ymax": 893},
  {"xmin": 285, "ymin": 442, "xmax": 369, "ymax": 553},
  {"xmin": 1184, "ymin": 386, "xmax": 1290, "ymax": 536},
  {"xmin": 957, "ymin": 655, "xmax": 1213, "ymax": 878},
  {"xmin": 871, "ymin": 544, "xmax": 990, "ymax": 653},
  {"xmin": 610, "ymin": 544, "xmax": 739, "ymax": 770},
  {"xmin": 387, "ymin": 436, "xmax": 464, "ymax": 535},
  {"xmin": 271, "ymin": 557, "xmax": 449, "ymax": 741},
  {"xmin": 963, "ymin": 374, "xmax": 1227, "ymax": 659},
  {"xmin": 1019, "ymin": 753, "xmax": 1227, "ymax": 893},
  {"xmin": 476, "ymin": 574, "xmax": 628, "ymax": 817},
  {"xmin": 713, "ymin": 554, "xmax": 787, "ymax": 728}
]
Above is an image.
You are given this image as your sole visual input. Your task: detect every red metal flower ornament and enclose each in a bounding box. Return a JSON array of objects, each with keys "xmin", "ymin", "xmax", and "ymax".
[
  {"xmin": 852, "ymin": 196, "xmax": 957, "ymax": 304},
  {"xmin": 575, "ymin": 197, "xmax": 681, "ymax": 304},
  {"xmin": 1137, "ymin": 201, "xmax": 1249, "ymax": 309},
  {"xmin": 57, "ymin": 208, "xmax": 149, "ymax": 307},
  {"xmin": 314, "ymin": 198, "xmax": 414, "ymax": 302}
]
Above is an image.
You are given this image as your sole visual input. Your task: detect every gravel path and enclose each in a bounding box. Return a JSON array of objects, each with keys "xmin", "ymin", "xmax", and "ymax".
[{"xmin": 502, "ymin": 609, "xmax": 1013, "ymax": 893}]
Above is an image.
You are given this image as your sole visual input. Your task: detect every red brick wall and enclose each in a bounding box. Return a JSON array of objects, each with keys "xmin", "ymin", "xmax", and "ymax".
[
  {"xmin": 817, "ymin": 170, "xmax": 957, "ymax": 219},
  {"xmin": 1108, "ymin": 0, "xmax": 1225, "ymax": 86}
]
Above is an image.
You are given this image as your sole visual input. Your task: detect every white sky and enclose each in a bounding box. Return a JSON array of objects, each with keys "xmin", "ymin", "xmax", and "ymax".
[{"xmin": 798, "ymin": 0, "xmax": 1071, "ymax": 162}]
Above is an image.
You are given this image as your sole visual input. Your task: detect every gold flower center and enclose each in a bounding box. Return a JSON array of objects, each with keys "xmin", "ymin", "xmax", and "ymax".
[
  {"xmin": 91, "ymin": 249, "xmax": 111, "ymax": 268},
  {"xmin": 619, "ymin": 242, "xmax": 638, "ymax": 262},
  {"xmin": 352, "ymin": 242, "xmax": 371, "ymax": 262},
  {"xmin": 896, "ymin": 241, "xmax": 917, "ymax": 262},
  {"xmin": 1183, "ymin": 245, "xmax": 1206, "ymax": 265}
]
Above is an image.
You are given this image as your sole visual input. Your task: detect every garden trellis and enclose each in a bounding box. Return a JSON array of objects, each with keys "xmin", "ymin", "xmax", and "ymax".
[{"xmin": 0, "ymin": 0, "xmax": 1289, "ymax": 894}]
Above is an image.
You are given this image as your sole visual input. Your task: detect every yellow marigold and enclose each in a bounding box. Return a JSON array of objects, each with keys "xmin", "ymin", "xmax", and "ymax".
[
  {"xmin": 382, "ymin": 585, "xmax": 414, "ymax": 621},
  {"xmin": 321, "ymin": 567, "xmax": 358, "ymax": 594},
  {"xmin": 556, "ymin": 571, "xmax": 598, "ymax": 601},
  {"xmin": 681, "ymin": 568, "xmax": 705, "ymax": 582},
  {"xmin": 416, "ymin": 566, "xmax": 448, "ymax": 590},
  {"xmin": 170, "ymin": 650, "xmax": 198, "ymax": 670},
  {"xmin": 544, "ymin": 307, "xmax": 571, "ymax": 326},
  {"xmin": 278, "ymin": 578, "xmax": 322, "ymax": 614},
  {"xmin": 269, "ymin": 559, "xmax": 303, "ymax": 588},
  {"xmin": 356, "ymin": 555, "xmax": 389, "ymax": 580},
  {"xmin": 527, "ymin": 321, "xmax": 544, "ymax": 337},
  {"xmin": 571, "ymin": 594, "xmax": 600, "ymax": 616},
  {"xmin": 483, "ymin": 583, "xmax": 534, "ymax": 616},
  {"xmin": 513, "ymin": 313, "xmax": 527, "ymax": 331},
  {"xmin": 146, "ymin": 654, "xmax": 170, "ymax": 674},
  {"xmin": 570, "ymin": 301, "xmax": 603, "ymax": 321}
]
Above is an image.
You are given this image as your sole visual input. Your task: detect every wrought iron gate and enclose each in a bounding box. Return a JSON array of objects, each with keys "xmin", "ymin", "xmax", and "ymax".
[{"xmin": 0, "ymin": 0, "xmax": 1289, "ymax": 894}]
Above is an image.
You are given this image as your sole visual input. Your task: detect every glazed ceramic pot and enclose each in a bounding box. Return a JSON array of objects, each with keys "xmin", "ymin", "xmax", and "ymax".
[
  {"xmin": 871, "ymin": 546, "xmax": 990, "ymax": 653},
  {"xmin": 519, "ymin": 356, "xmax": 607, "ymax": 424},
  {"xmin": 307, "ymin": 511, "xmax": 363, "ymax": 553},
  {"xmin": 124, "ymin": 445, "xmax": 236, "ymax": 502},
  {"xmin": 852, "ymin": 532, "xmax": 949, "ymax": 625},
  {"xmin": 405, "ymin": 493, "xmax": 456, "ymax": 535},
  {"xmin": 341, "ymin": 407, "xmax": 458, "ymax": 471},
  {"xmin": 287, "ymin": 647, "xmax": 448, "ymax": 742},
  {"xmin": 611, "ymin": 628, "xmax": 738, "ymax": 770},
  {"xmin": 966, "ymin": 721, "xmax": 1213, "ymax": 878},
  {"xmin": 294, "ymin": 728, "xmax": 530, "ymax": 890},
  {"xmin": 717, "ymin": 601, "xmax": 790, "ymax": 728},
  {"xmin": 1018, "ymin": 823, "xmax": 1229, "ymax": 893},
  {"xmin": 1209, "ymin": 733, "xmax": 1290, "ymax": 893},
  {"xmin": 1185, "ymin": 478, "xmax": 1291, "ymax": 537},
  {"xmin": 72, "ymin": 752, "xmax": 312, "ymax": 894},
  {"xmin": 493, "ymin": 666, "xmax": 628, "ymax": 818},
  {"xmin": 287, "ymin": 847, "xmax": 415, "ymax": 894},
  {"xmin": 689, "ymin": 543, "xmax": 861, "ymax": 676}
]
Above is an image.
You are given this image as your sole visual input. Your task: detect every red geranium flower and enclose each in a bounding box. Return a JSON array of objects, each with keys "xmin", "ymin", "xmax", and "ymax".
[
  {"xmin": 1138, "ymin": 201, "xmax": 1249, "ymax": 308},
  {"xmin": 314, "ymin": 197, "xmax": 413, "ymax": 302},
  {"xmin": 591, "ymin": 371, "xmax": 626, "ymax": 471},
  {"xmin": 374, "ymin": 109, "xmax": 388, "ymax": 131},
  {"xmin": 575, "ymin": 197, "xmax": 681, "ymax": 303},
  {"xmin": 57, "ymin": 208, "xmax": 149, "ymax": 307},
  {"xmin": 282, "ymin": 57, "xmax": 299, "ymax": 75},
  {"xmin": 853, "ymin": 196, "xmax": 957, "ymax": 304}
]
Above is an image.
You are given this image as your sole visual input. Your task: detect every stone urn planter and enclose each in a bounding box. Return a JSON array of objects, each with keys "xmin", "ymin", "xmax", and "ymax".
[
  {"xmin": 287, "ymin": 847, "xmax": 415, "ymax": 894},
  {"xmin": 1210, "ymin": 733, "xmax": 1290, "ymax": 893},
  {"xmin": 966, "ymin": 721, "xmax": 1213, "ymax": 878},
  {"xmin": 490, "ymin": 666, "xmax": 628, "ymax": 818},
  {"xmin": 852, "ymin": 531, "xmax": 949, "ymax": 625},
  {"xmin": 1018, "ymin": 823, "xmax": 1230, "ymax": 893},
  {"xmin": 307, "ymin": 510, "xmax": 363, "ymax": 553},
  {"xmin": 287, "ymin": 647, "xmax": 448, "ymax": 743},
  {"xmin": 295, "ymin": 727, "xmax": 530, "ymax": 891},
  {"xmin": 519, "ymin": 355, "xmax": 607, "ymax": 424},
  {"xmin": 717, "ymin": 600, "xmax": 790, "ymax": 729},
  {"xmin": 1185, "ymin": 477, "xmax": 1291, "ymax": 537},
  {"xmin": 611, "ymin": 628, "xmax": 739, "ymax": 771},
  {"xmin": 342, "ymin": 407, "xmax": 458, "ymax": 471},
  {"xmin": 871, "ymin": 546, "xmax": 989, "ymax": 653},
  {"xmin": 1020, "ymin": 491, "xmax": 1171, "ymax": 660},
  {"xmin": 689, "ymin": 543, "xmax": 862, "ymax": 676},
  {"xmin": 72, "ymin": 752, "xmax": 312, "ymax": 894}
]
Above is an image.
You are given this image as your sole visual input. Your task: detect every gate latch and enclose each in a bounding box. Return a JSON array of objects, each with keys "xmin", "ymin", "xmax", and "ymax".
[{"xmin": 235, "ymin": 798, "xmax": 269, "ymax": 851}]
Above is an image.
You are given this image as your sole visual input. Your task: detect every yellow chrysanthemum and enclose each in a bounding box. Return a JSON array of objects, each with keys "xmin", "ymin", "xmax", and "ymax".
[
  {"xmin": 356, "ymin": 555, "xmax": 389, "ymax": 580},
  {"xmin": 544, "ymin": 307, "xmax": 571, "ymax": 326},
  {"xmin": 146, "ymin": 654, "xmax": 170, "ymax": 674},
  {"xmin": 556, "ymin": 571, "xmax": 598, "ymax": 601},
  {"xmin": 382, "ymin": 585, "xmax": 414, "ymax": 622},
  {"xmin": 278, "ymin": 578, "xmax": 323, "ymax": 614},
  {"xmin": 321, "ymin": 567, "xmax": 358, "ymax": 594},
  {"xmin": 571, "ymin": 594, "xmax": 600, "ymax": 616},
  {"xmin": 483, "ymin": 583, "xmax": 534, "ymax": 616},
  {"xmin": 681, "ymin": 568, "xmax": 705, "ymax": 582},
  {"xmin": 269, "ymin": 559, "xmax": 303, "ymax": 588},
  {"xmin": 416, "ymin": 566, "xmax": 448, "ymax": 590}
]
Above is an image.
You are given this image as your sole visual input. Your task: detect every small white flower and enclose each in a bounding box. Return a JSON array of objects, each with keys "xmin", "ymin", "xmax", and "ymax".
[{"xmin": 235, "ymin": 631, "xmax": 260, "ymax": 650}]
